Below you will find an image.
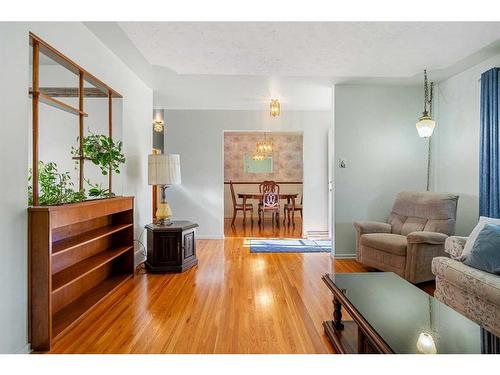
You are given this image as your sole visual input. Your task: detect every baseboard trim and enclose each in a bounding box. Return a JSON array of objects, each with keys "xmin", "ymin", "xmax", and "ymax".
[
  {"xmin": 305, "ymin": 230, "xmax": 329, "ymax": 239},
  {"xmin": 332, "ymin": 253, "xmax": 357, "ymax": 259},
  {"xmin": 197, "ymin": 235, "xmax": 225, "ymax": 240},
  {"xmin": 19, "ymin": 343, "xmax": 31, "ymax": 354}
]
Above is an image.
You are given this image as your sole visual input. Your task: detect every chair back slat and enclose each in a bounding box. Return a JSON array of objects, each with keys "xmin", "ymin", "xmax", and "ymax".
[{"xmin": 229, "ymin": 181, "xmax": 237, "ymax": 206}]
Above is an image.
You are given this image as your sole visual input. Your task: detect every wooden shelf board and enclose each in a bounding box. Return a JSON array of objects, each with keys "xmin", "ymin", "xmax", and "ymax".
[
  {"xmin": 52, "ymin": 223, "xmax": 133, "ymax": 256},
  {"xmin": 52, "ymin": 274, "xmax": 131, "ymax": 339},
  {"xmin": 30, "ymin": 91, "xmax": 88, "ymax": 117},
  {"xmin": 29, "ymin": 87, "xmax": 109, "ymax": 98},
  {"xmin": 52, "ymin": 246, "xmax": 133, "ymax": 293}
]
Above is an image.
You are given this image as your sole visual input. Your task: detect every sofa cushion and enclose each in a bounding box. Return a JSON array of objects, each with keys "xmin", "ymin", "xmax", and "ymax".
[
  {"xmin": 462, "ymin": 216, "xmax": 500, "ymax": 260},
  {"xmin": 463, "ymin": 224, "xmax": 500, "ymax": 275},
  {"xmin": 360, "ymin": 233, "xmax": 407, "ymax": 256},
  {"xmin": 432, "ymin": 257, "xmax": 500, "ymax": 307}
]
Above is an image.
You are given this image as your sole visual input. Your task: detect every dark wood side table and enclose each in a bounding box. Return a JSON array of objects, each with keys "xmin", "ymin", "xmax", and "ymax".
[{"xmin": 145, "ymin": 221, "xmax": 199, "ymax": 273}]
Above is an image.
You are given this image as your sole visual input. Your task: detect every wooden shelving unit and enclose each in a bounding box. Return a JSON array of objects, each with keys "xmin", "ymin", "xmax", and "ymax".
[
  {"xmin": 29, "ymin": 90, "xmax": 89, "ymax": 117},
  {"xmin": 51, "ymin": 274, "xmax": 130, "ymax": 338},
  {"xmin": 29, "ymin": 197, "xmax": 134, "ymax": 352},
  {"xmin": 28, "ymin": 32, "xmax": 132, "ymax": 352}
]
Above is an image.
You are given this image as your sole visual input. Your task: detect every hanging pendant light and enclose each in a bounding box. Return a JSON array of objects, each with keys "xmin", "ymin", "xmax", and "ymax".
[
  {"xmin": 416, "ymin": 70, "xmax": 436, "ymax": 138},
  {"xmin": 253, "ymin": 133, "xmax": 273, "ymax": 160},
  {"xmin": 255, "ymin": 133, "xmax": 273, "ymax": 154}
]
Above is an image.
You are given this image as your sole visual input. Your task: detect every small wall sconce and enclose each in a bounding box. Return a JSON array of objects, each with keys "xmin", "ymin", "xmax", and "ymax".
[
  {"xmin": 153, "ymin": 109, "xmax": 165, "ymax": 133},
  {"xmin": 153, "ymin": 120, "xmax": 164, "ymax": 133},
  {"xmin": 270, "ymin": 99, "xmax": 280, "ymax": 117}
]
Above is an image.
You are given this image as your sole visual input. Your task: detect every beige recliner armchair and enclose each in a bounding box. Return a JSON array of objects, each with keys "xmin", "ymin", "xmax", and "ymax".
[{"xmin": 354, "ymin": 191, "xmax": 459, "ymax": 284}]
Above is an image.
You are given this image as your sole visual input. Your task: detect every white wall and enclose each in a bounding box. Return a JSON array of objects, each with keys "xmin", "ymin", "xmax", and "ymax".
[
  {"xmin": 164, "ymin": 110, "xmax": 332, "ymax": 238},
  {"xmin": 433, "ymin": 52, "xmax": 500, "ymax": 236},
  {"xmin": 0, "ymin": 22, "xmax": 152, "ymax": 353},
  {"xmin": 334, "ymin": 85, "xmax": 425, "ymax": 257}
]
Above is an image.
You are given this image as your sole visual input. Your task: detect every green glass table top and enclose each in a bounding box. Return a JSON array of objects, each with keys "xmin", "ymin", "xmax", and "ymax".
[{"xmin": 324, "ymin": 272, "xmax": 481, "ymax": 354}]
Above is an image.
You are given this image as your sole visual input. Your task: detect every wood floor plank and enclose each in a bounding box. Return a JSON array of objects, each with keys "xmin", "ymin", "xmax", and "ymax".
[{"xmin": 48, "ymin": 237, "xmax": 430, "ymax": 354}]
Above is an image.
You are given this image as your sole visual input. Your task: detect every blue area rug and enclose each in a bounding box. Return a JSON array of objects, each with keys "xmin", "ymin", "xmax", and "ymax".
[{"xmin": 249, "ymin": 239, "xmax": 332, "ymax": 253}]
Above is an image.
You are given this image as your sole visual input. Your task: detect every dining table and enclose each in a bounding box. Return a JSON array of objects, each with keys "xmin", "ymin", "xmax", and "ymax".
[{"xmin": 237, "ymin": 192, "xmax": 299, "ymax": 224}]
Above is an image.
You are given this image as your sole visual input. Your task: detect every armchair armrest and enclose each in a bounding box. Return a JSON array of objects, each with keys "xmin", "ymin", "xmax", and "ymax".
[
  {"xmin": 407, "ymin": 231, "xmax": 448, "ymax": 245},
  {"xmin": 444, "ymin": 236, "xmax": 468, "ymax": 260},
  {"xmin": 353, "ymin": 221, "xmax": 391, "ymax": 235}
]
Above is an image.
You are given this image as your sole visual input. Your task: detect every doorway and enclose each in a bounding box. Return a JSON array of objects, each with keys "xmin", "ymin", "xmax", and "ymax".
[{"xmin": 223, "ymin": 131, "xmax": 304, "ymax": 238}]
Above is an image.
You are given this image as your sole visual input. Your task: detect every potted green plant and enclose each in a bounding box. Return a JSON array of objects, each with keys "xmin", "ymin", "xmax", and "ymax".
[
  {"xmin": 72, "ymin": 130, "xmax": 126, "ymax": 176},
  {"xmin": 28, "ymin": 161, "xmax": 86, "ymax": 206}
]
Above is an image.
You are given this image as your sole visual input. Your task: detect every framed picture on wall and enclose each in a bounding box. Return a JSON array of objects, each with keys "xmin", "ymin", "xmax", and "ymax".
[{"xmin": 243, "ymin": 154, "xmax": 273, "ymax": 173}]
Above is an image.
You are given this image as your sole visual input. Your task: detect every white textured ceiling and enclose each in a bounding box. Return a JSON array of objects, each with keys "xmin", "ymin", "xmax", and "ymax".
[{"xmin": 119, "ymin": 22, "xmax": 500, "ymax": 77}]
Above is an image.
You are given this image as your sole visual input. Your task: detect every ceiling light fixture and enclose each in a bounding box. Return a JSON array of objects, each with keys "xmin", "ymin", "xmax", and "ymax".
[
  {"xmin": 416, "ymin": 70, "xmax": 436, "ymax": 191},
  {"xmin": 416, "ymin": 70, "xmax": 436, "ymax": 138},
  {"xmin": 253, "ymin": 132, "xmax": 273, "ymax": 161},
  {"xmin": 270, "ymin": 99, "xmax": 280, "ymax": 117}
]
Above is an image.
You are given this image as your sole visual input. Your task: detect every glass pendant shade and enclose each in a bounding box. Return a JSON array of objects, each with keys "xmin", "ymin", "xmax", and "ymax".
[
  {"xmin": 416, "ymin": 115, "xmax": 436, "ymax": 138},
  {"xmin": 416, "ymin": 332, "xmax": 437, "ymax": 354},
  {"xmin": 256, "ymin": 140, "xmax": 273, "ymax": 154},
  {"xmin": 270, "ymin": 99, "xmax": 280, "ymax": 117}
]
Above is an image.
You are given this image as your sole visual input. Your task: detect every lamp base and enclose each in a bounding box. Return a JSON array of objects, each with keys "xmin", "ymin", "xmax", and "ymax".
[
  {"xmin": 156, "ymin": 218, "xmax": 173, "ymax": 226},
  {"xmin": 156, "ymin": 201, "xmax": 173, "ymax": 226}
]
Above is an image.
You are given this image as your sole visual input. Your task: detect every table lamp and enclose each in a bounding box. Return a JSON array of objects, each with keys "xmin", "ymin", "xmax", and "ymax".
[{"xmin": 148, "ymin": 154, "xmax": 181, "ymax": 225}]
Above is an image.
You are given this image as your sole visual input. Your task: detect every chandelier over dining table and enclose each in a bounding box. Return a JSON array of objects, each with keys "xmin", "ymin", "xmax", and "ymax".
[{"xmin": 252, "ymin": 133, "xmax": 273, "ymax": 160}]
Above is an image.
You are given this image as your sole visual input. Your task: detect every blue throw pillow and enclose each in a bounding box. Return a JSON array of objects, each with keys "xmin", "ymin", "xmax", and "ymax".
[{"xmin": 463, "ymin": 224, "xmax": 500, "ymax": 275}]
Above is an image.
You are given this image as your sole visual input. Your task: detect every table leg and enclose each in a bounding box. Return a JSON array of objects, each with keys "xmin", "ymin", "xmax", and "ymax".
[
  {"xmin": 333, "ymin": 296, "xmax": 344, "ymax": 330},
  {"xmin": 291, "ymin": 196, "xmax": 296, "ymax": 226}
]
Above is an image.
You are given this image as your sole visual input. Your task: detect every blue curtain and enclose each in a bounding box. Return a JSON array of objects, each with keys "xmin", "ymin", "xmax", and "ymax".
[{"xmin": 480, "ymin": 68, "xmax": 500, "ymax": 218}]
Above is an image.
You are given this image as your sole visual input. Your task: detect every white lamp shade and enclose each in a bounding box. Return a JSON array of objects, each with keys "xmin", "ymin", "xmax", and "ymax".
[
  {"xmin": 416, "ymin": 116, "xmax": 436, "ymax": 138},
  {"xmin": 148, "ymin": 154, "xmax": 181, "ymax": 185}
]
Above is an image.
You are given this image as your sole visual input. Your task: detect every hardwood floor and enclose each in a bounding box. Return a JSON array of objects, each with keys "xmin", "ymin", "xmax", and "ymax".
[
  {"xmin": 224, "ymin": 216, "xmax": 303, "ymax": 238},
  {"xmin": 49, "ymin": 238, "xmax": 368, "ymax": 354}
]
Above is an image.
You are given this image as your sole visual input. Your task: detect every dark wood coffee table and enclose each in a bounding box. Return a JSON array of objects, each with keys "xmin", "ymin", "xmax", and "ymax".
[{"xmin": 322, "ymin": 272, "xmax": 483, "ymax": 354}]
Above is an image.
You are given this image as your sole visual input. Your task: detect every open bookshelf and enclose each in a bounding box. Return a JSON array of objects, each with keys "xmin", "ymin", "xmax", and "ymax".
[
  {"xmin": 29, "ymin": 196, "xmax": 134, "ymax": 351},
  {"xmin": 28, "ymin": 33, "xmax": 132, "ymax": 352}
]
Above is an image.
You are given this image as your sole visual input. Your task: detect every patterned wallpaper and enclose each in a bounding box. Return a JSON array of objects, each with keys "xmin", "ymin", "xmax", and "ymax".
[{"xmin": 224, "ymin": 132, "xmax": 303, "ymax": 182}]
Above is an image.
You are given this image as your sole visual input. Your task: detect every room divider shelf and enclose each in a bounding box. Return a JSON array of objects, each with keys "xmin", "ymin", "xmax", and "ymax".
[
  {"xmin": 30, "ymin": 90, "xmax": 88, "ymax": 117},
  {"xmin": 52, "ymin": 223, "xmax": 133, "ymax": 256},
  {"xmin": 52, "ymin": 273, "xmax": 131, "ymax": 339},
  {"xmin": 52, "ymin": 245, "xmax": 133, "ymax": 293},
  {"xmin": 29, "ymin": 196, "xmax": 134, "ymax": 352}
]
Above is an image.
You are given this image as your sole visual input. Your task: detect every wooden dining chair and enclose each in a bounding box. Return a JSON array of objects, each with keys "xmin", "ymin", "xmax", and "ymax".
[
  {"xmin": 258, "ymin": 181, "xmax": 279, "ymax": 220},
  {"xmin": 259, "ymin": 191, "xmax": 280, "ymax": 227},
  {"xmin": 283, "ymin": 195, "xmax": 302, "ymax": 225},
  {"xmin": 229, "ymin": 181, "xmax": 253, "ymax": 226},
  {"xmin": 259, "ymin": 180, "xmax": 279, "ymax": 194}
]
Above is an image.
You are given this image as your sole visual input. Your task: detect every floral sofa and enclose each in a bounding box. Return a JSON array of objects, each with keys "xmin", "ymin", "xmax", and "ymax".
[{"xmin": 432, "ymin": 236, "xmax": 500, "ymax": 337}]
